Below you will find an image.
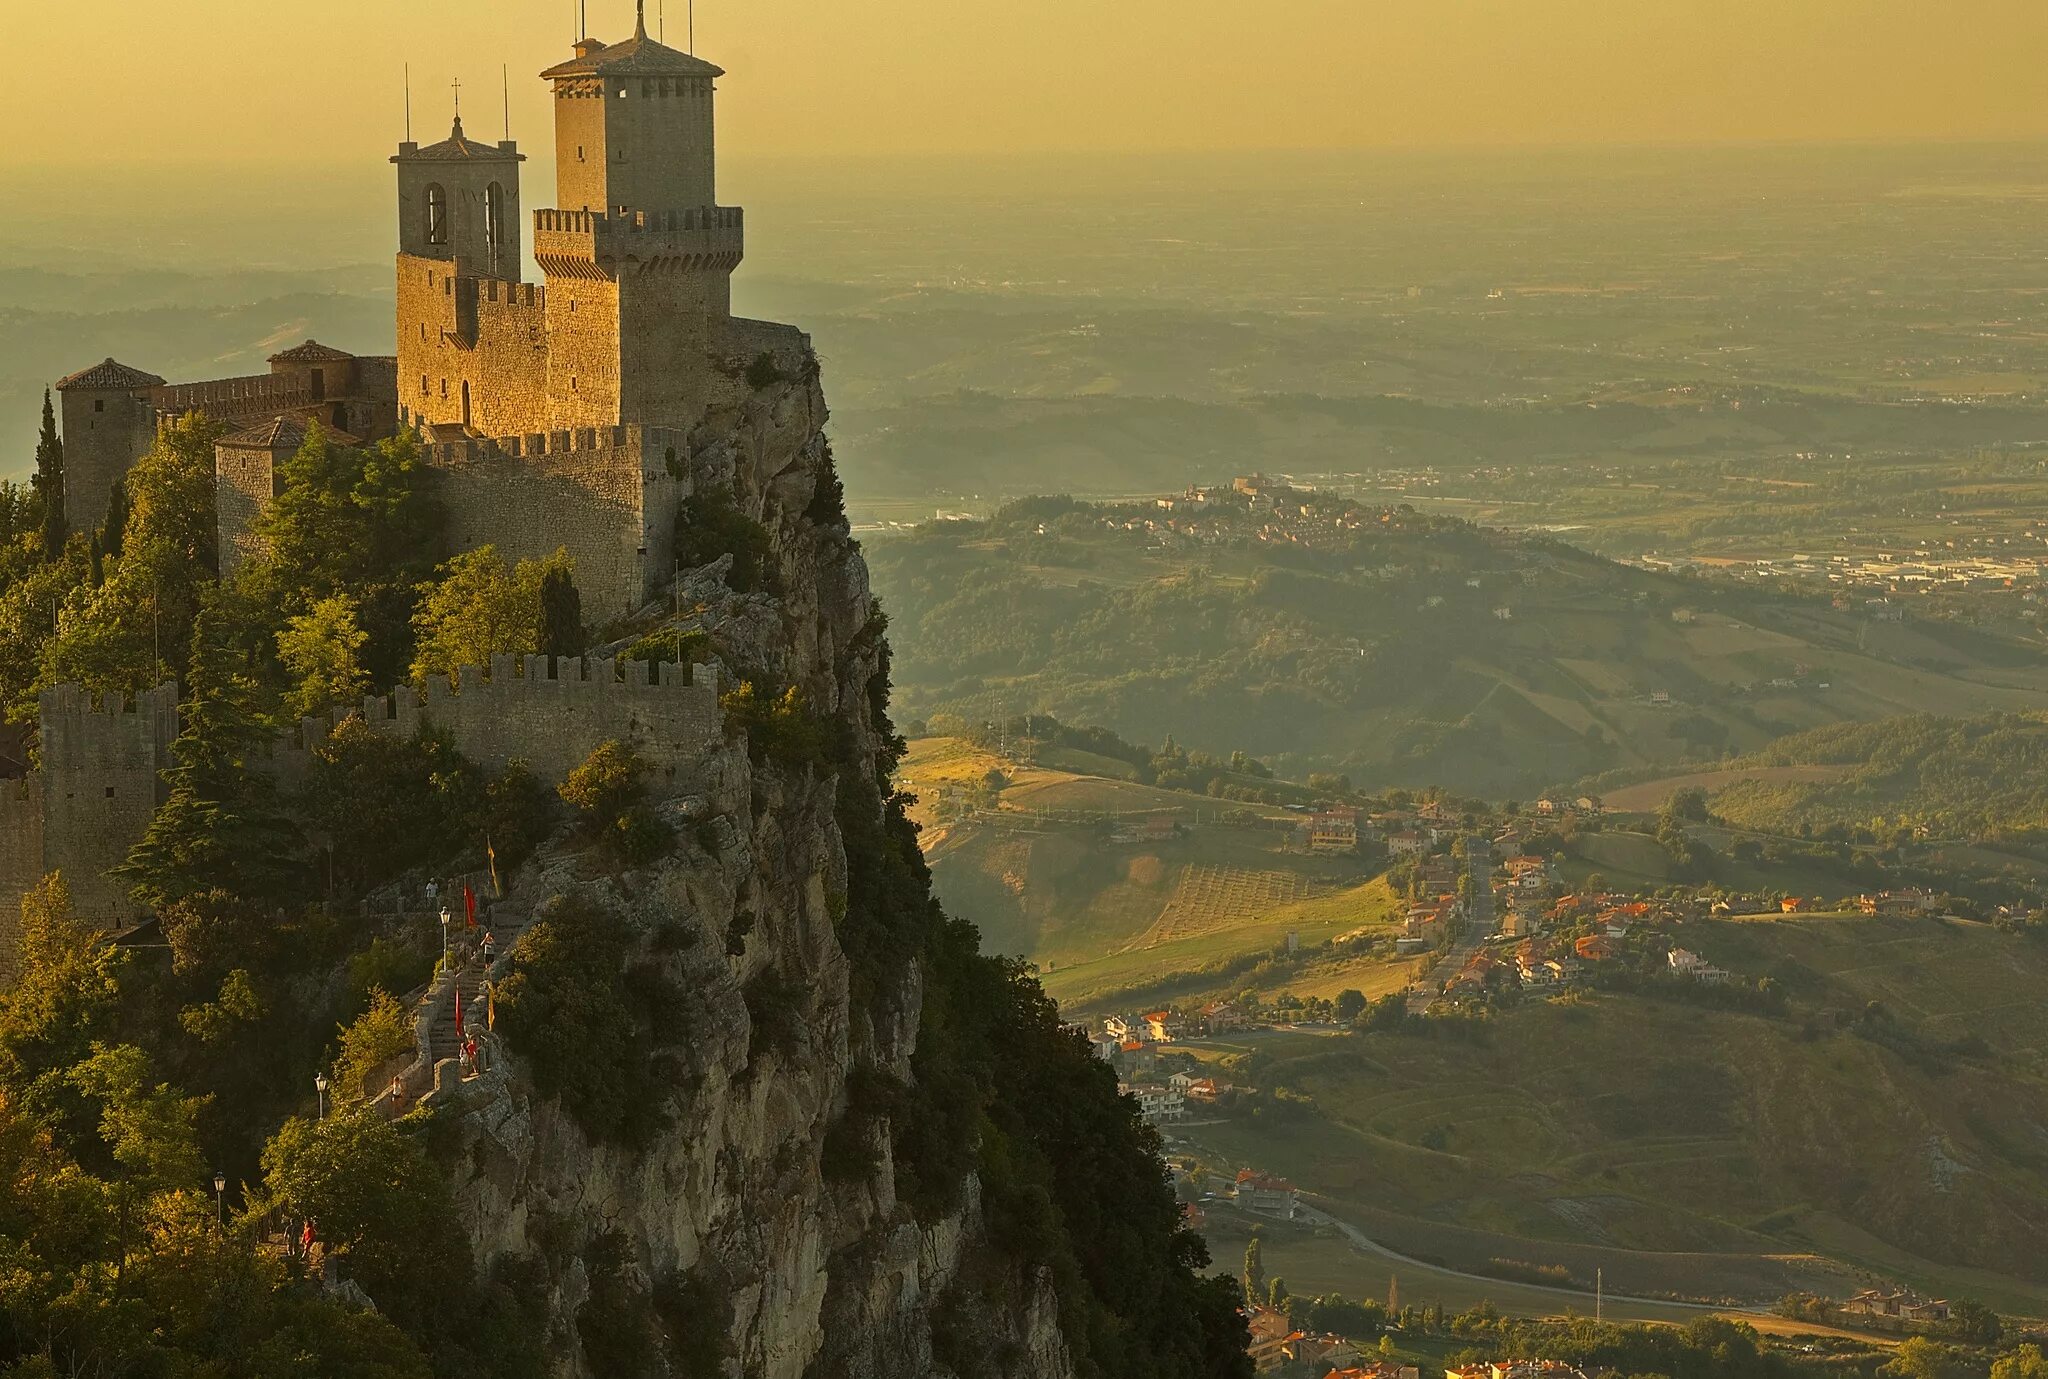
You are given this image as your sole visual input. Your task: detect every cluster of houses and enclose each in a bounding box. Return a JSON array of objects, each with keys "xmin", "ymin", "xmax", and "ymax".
[
  {"xmin": 1445, "ymin": 1363, "xmax": 1589, "ymax": 1379},
  {"xmin": 1840, "ymin": 1288, "xmax": 1952, "ymax": 1325},
  {"xmin": 1245, "ymin": 1307, "xmax": 1398, "ymax": 1377}
]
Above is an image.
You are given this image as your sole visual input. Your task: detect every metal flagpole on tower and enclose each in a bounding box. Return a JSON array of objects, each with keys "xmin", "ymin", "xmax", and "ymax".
[
  {"xmin": 404, "ymin": 63, "xmax": 412, "ymax": 142},
  {"xmin": 503, "ymin": 65, "xmax": 511, "ymax": 141},
  {"xmin": 690, "ymin": 0, "xmax": 696, "ymax": 52}
]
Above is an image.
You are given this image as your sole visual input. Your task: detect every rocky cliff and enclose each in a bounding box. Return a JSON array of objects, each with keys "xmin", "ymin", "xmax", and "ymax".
[{"xmin": 420, "ymin": 334, "xmax": 1237, "ymax": 1379}]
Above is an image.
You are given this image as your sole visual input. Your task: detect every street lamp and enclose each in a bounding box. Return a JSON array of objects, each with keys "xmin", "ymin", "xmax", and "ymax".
[
  {"xmin": 314, "ymin": 1073, "xmax": 329, "ymax": 1120},
  {"xmin": 439, "ymin": 907, "xmax": 452, "ymax": 959},
  {"xmin": 213, "ymin": 1171, "xmax": 226, "ymax": 1223}
]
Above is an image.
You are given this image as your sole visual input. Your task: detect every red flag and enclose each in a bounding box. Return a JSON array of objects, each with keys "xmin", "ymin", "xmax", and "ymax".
[
  {"xmin": 463, "ymin": 885, "xmax": 477, "ymax": 930},
  {"xmin": 454, "ymin": 986, "xmax": 464, "ymax": 1039}
]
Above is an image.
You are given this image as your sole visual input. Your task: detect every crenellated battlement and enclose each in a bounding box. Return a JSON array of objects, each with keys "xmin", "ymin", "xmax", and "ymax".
[
  {"xmin": 153, "ymin": 374, "xmax": 315, "ymax": 422},
  {"xmin": 421, "ymin": 422, "xmax": 687, "ymax": 469},
  {"xmin": 274, "ymin": 654, "xmax": 721, "ymax": 796},
  {"xmin": 0, "ymin": 657, "xmax": 729, "ymax": 966}
]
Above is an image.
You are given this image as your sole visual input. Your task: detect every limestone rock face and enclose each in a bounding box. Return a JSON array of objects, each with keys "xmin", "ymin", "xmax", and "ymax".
[{"xmin": 430, "ymin": 352, "xmax": 1076, "ymax": 1379}]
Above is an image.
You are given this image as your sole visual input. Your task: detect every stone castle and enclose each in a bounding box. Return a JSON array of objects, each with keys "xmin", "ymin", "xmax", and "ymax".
[
  {"xmin": 55, "ymin": 2, "xmax": 797, "ymax": 619},
  {"xmin": 8, "ymin": 7, "xmax": 809, "ymax": 967}
]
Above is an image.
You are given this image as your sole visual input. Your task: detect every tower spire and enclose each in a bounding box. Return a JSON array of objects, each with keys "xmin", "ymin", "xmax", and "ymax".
[{"xmin": 636, "ymin": 0, "xmax": 647, "ymax": 38}]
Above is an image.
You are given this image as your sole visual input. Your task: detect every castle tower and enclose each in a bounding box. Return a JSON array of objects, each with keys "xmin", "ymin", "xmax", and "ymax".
[
  {"xmin": 54, "ymin": 359, "xmax": 167, "ymax": 533},
  {"xmin": 534, "ymin": 4, "xmax": 744, "ymax": 430},
  {"xmin": 391, "ymin": 114, "xmax": 527, "ymax": 281}
]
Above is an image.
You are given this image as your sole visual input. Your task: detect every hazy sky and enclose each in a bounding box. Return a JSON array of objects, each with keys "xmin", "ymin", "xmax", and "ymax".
[{"xmin": 6, "ymin": 0, "xmax": 2048, "ymax": 169}]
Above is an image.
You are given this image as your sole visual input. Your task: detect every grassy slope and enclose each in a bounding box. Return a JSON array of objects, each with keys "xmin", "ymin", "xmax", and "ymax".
[{"xmin": 1173, "ymin": 913, "xmax": 2048, "ymax": 1315}]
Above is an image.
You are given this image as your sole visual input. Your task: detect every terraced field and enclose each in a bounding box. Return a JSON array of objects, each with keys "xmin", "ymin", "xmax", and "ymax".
[{"xmin": 1121, "ymin": 864, "xmax": 1327, "ymax": 952}]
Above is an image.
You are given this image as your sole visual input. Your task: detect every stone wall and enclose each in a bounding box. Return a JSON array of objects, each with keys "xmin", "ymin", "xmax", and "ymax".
[
  {"xmin": 395, "ymin": 256, "xmax": 552, "ymax": 438},
  {"xmin": 274, "ymin": 654, "xmax": 722, "ymax": 793},
  {"xmin": 0, "ymin": 658, "xmax": 723, "ymax": 979},
  {"xmin": 59, "ymin": 388, "xmax": 158, "ymax": 533},
  {"xmin": 215, "ymin": 445, "xmax": 278, "ymax": 576},
  {"xmin": 0, "ymin": 778, "xmax": 44, "ymax": 988},
  {"xmin": 424, "ymin": 423, "xmax": 687, "ymax": 618}
]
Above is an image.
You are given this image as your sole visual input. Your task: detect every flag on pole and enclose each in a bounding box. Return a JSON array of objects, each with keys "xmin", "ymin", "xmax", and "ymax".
[
  {"xmin": 487, "ymin": 838, "xmax": 502, "ymax": 898},
  {"xmin": 454, "ymin": 986, "xmax": 465, "ymax": 1039},
  {"xmin": 463, "ymin": 885, "xmax": 478, "ymax": 930},
  {"xmin": 486, "ymin": 981, "xmax": 496, "ymax": 1031}
]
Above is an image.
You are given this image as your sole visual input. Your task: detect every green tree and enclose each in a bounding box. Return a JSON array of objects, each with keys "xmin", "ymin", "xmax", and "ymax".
[
  {"xmin": 332, "ymin": 990, "xmax": 415, "ymax": 1103},
  {"xmin": 1334, "ymin": 988, "xmax": 1368, "ymax": 1023},
  {"xmin": 0, "ymin": 873, "xmax": 124, "ymax": 1136},
  {"xmin": 410, "ymin": 545, "xmax": 574, "ymax": 684},
  {"xmin": 68, "ymin": 1042, "xmax": 208, "ymax": 1194},
  {"xmin": 40, "ymin": 415, "xmax": 221, "ymax": 700},
  {"xmin": 100, "ymin": 476, "xmax": 129, "ymax": 560},
  {"xmin": 118, "ymin": 603, "xmax": 305, "ymax": 909},
  {"xmin": 1884, "ymin": 1337, "xmax": 1969, "ymax": 1379},
  {"xmin": 538, "ymin": 561, "xmax": 584, "ymax": 659},
  {"xmin": 32, "ymin": 388, "xmax": 63, "ymax": 561},
  {"xmin": 259, "ymin": 1108, "xmax": 462, "ymax": 1321},
  {"xmin": 276, "ymin": 592, "xmax": 371, "ymax": 720},
  {"xmin": 1242, "ymin": 1233, "xmax": 1266, "ymax": 1307},
  {"xmin": 1992, "ymin": 1345, "xmax": 2048, "ymax": 1379}
]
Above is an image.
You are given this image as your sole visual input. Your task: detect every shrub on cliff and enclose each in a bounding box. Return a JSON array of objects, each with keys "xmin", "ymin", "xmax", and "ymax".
[
  {"xmin": 721, "ymin": 680, "xmax": 829, "ymax": 768},
  {"xmin": 559, "ymin": 739, "xmax": 672, "ymax": 864},
  {"xmin": 674, "ymin": 486, "xmax": 776, "ymax": 594},
  {"xmin": 495, "ymin": 895, "xmax": 680, "ymax": 1147}
]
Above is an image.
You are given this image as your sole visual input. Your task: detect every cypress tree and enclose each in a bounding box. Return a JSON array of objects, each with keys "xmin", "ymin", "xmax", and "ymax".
[
  {"xmin": 100, "ymin": 478, "xmax": 129, "ymax": 560},
  {"xmin": 117, "ymin": 604, "xmax": 305, "ymax": 910},
  {"xmin": 31, "ymin": 389, "xmax": 64, "ymax": 561},
  {"xmin": 538, "ymin": 564, "xmax": 585, "ymax": 660}
]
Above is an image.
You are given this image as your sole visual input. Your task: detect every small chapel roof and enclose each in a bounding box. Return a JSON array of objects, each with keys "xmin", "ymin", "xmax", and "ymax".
[
  {"xmin": 268, "ymin": 340, "xmax": 356, "ymax": 365},
  {"xmin": 218, "ymin": 415, "xmax": 359, "ymax": 451},
  {"xmin": 55, "ymin": 359, "xmax": 166, "ymax": 392}
]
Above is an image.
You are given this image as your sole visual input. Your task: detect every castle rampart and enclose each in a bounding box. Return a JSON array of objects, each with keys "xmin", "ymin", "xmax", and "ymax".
[
  {"xmin": 421, "ymin": 423, "xmax": 688, "ymax": 617},
  {"xmin": 0, "ymin": 657, "xmax": 724, "ymax": 978},
  {"xmin": 276, "ymin": 653, "xmax": 722, "ymax": 788}
]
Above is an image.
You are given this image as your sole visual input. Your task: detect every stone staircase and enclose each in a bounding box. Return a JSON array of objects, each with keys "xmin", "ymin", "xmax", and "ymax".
[
  {"xmin": 370, "ymin": 878, "xmax": 534, "ymax": 1114},
  {"xmin": 425, "ymin": 899, "xmax": 533, "ymax": 1068}
]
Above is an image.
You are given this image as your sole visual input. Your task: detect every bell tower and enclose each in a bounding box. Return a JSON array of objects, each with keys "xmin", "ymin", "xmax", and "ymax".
[{"xmin": 391, "ymin": 109, "xmax": 527, "ymax": 282}]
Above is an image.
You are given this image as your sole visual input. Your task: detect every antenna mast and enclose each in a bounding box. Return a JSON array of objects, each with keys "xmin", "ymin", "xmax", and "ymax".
[
  {"xmin": 690, "ymin": 0, "xmax": 696, "ymax": 52},
  {"xmin": 503, "ymin": 65, "xmax": 511, "ymax": 141},
  {"xmin": 404, "ymin": 63, "xmax": 412, "ymax": 141}
]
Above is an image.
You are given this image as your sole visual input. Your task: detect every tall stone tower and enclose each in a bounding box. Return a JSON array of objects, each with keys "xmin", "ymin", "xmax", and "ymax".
[
  {"xmin": 535, "ymin": 4, "xmax": 744, "ymax": 430},
  {"xmin": 54, "ymin": 360, "xmax": 167, "ymax": 531}
]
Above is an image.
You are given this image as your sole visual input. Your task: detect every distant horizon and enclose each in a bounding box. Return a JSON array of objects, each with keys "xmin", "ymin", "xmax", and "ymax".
[{"xmin": 11, "ymin": 1, "xmax": 2048, "ymax": 170}]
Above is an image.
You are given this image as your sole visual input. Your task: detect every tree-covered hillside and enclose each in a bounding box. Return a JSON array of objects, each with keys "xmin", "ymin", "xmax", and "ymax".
[
  {"xmin": 1712, "ymin": 713, "xmax": 2048, "ymax": 844},
  {"xmin": 866, "ymin": 493, "xmax": 2048, "ymax": 798}
]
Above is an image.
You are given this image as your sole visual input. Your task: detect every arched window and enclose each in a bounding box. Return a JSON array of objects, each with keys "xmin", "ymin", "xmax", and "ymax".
[
  {"xmin": 424, "ymin": 184, "xmax": 448, "ymax": 247},
  {"xmin": 484, "ymin": 183, "xmax": 505, "ymax": 256}
]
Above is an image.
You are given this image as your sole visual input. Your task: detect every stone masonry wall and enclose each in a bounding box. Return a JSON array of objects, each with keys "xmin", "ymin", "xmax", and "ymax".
[
  {"xmin": 0, "ymin": 658, "xmax": 722, "ymax": 978},
  {"xmin": 214, "ymin": 445, "xmax": 278, "ymax": 577},
  {"xmin": 0, "ymin": 779, "xmax": 44, "ymax": 988},
  {"xmin": 395, "ymin": 255, "xmax": 551, "ymax": 438},
  {"xmin": 27, "ymin": 685, "xmax": 177, "ymax": 935},
  {"xmin": 425, "ymin": 424, "xmax": 686, "ymax": 619},
  {"xmin": 274, "ymin": 654, "xmax": 722, "ymax": 790}
]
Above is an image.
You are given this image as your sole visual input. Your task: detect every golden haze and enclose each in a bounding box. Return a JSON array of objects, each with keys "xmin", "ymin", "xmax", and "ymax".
[{"xmin": 2, "ymin": 0, "xmax": 2046, "ymax": 168}]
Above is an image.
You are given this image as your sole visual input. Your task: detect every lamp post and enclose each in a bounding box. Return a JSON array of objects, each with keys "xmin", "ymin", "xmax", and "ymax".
[
  {"xmin": 213, "ymin": 1171, "xmax": 226, "ymax": 1224},
  {"xmin": 439, "ymin": 907, "xmax": 452, "ymax": 960},
  {"xmin": 314, "ymin": 1073, "xmax": 329, "ymax": 1120}
]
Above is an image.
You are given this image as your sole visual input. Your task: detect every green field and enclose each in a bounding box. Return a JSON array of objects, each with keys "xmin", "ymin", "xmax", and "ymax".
[{"xmin": 1167, "ymin": 913, "xmax": 2048, "ymax": 1315}]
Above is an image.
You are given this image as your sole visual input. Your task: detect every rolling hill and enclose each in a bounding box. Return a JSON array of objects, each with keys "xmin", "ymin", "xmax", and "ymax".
[{"xmin": 867, "ymin": 495, "xmax": 2048, "ymax": 799}]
